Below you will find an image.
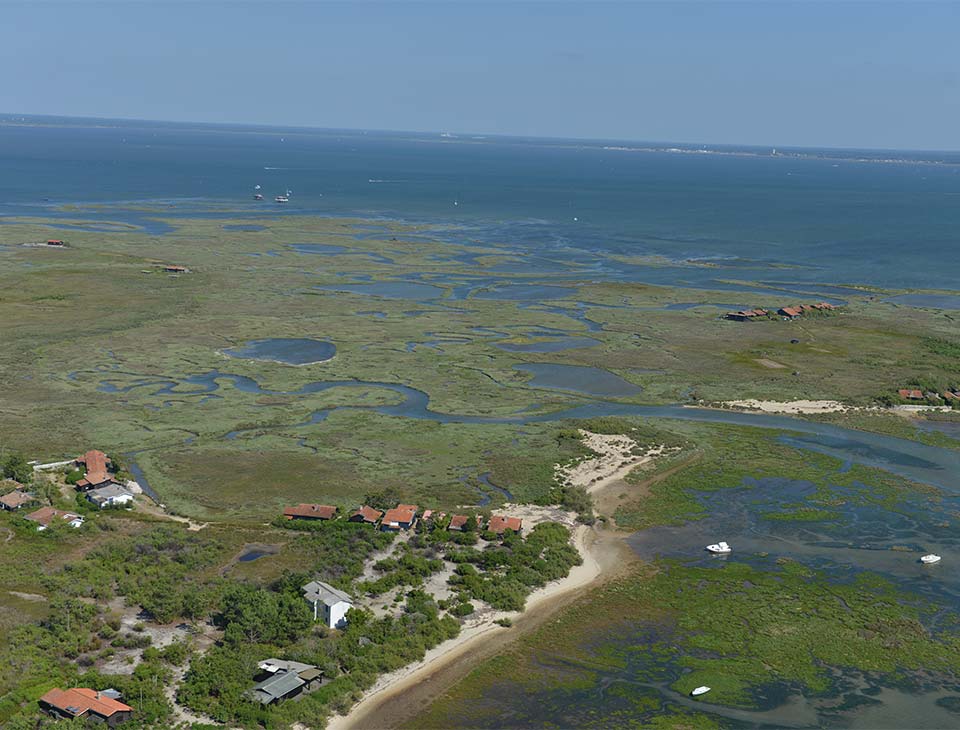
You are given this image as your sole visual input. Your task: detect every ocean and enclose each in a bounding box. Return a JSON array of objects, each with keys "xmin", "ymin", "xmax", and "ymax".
[{"xmin": 1, "ymin": 114, "xmax": 959, "ymax": 291}]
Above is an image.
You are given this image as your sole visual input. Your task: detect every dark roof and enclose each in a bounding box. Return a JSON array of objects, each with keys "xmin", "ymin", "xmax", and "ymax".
[
  {"xmin": 250, "ymin": 671, "xmax": 304, "ymax": 704},
  {"xmin": 303, "ymin": 580, "xmax": 353, "ymax": 607}
]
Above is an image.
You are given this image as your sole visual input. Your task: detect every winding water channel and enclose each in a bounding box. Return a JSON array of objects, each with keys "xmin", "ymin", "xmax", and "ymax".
[
  {"xmin": 88, "ymin": 366, "xmax": 960, "ymax": 727},
  {"xmin": 92, "ymin": 369, "xmax": 960, "ymax": 495}
]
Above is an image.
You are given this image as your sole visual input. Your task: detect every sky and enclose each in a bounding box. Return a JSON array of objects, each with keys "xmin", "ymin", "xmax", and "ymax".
[{"xmin": 3, "ymin": 1, "xmax": 959, "ymax": 150}]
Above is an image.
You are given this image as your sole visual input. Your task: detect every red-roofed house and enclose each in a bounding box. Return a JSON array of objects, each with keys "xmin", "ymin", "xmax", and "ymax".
[
  {"xmin": 39, "ymin": 687, "xmax": 133, "ymax": 726},
  {"xmin": 944, "ymin": 391, "xmax": 960, "ymax": 401},
  {"xmin": 898, "ymin": 389, "xmax": 924, "ymax": 400},
  {"xmin": 75, "ymin": 450, "xmax": 115, "ymax": 491},
  {"xmin": 725, "ymin": 309, "xmax": 768, "ymax": 322},
  {"xmin": 0, "ymin": 489, "xmax": 36, "ymax": 511},
  {"xmin": 348, "ymin": 505, "xmax": 383, "ymax": 525},
  {"xmin": 284, "ymin": 504, "xmax": 337, "ymax": 521},
  {"xmin": 778, "ymin": 306, "xmax": 803, "ymax": 319},
  {"xmin": 381, "ymin": 504, "xmax": 419, "ymax": 531},
  {"xmin": 448, "ymin": 514, "xmax": 482, "ymax": 531},
  {"xmin": 25, "ymin": 506, "xmax": 84, "ymax": 531},
  {"xmin": 488, "ymin": 515, "xmax": 523, "ymax": 535}
]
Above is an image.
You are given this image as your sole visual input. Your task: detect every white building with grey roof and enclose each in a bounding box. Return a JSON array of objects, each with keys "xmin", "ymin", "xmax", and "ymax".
[{"xmin": 302, "ymin": 580, "xmax": 353, "ymax": 628}]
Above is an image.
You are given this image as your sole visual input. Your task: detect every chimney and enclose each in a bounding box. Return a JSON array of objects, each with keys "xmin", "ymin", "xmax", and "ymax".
[{"xmin": 96, "ymin": 691, "xmax": 101, "ymax": 700}]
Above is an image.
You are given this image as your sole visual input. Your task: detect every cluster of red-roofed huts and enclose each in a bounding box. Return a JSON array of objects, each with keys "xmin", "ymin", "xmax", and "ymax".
[
  {"xmin": 898, "ymin": 388, "xmax": 960, "ymax": 402},
  {"xmin": 725, "ymin": 302, "xmax": 836, "ymax": 322},
  {"xmin": 282, "ymin": 502, "xmax": 523, "ymax": 535}
]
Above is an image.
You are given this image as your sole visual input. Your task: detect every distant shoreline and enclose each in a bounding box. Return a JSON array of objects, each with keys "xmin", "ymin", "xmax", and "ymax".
[{"xmin": 1, "ymin": 112, "xmax": 958, "ymax": 164}]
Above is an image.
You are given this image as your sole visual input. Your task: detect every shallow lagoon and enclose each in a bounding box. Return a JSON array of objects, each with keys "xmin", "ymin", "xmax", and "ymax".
[
  {"xmin": 222, "ymin": 338, "xmax": 336, "ymax": 365},
  {"xmin": 515, "ymin": 363, "xmax": 643, "ymax": 397}
]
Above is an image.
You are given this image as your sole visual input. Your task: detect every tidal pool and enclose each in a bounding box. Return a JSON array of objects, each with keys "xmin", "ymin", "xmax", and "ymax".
[
  {"xmin": 222, "ymin": 338, "xmax": 336, "ymax": 365},
  {"xmin": 222, "ymin": 224, "xmax": 266, "ymax": 232},
  {"xmin": 515, "ymin": 363, "xmax": 643, "ymax": 397},
  {"xmin": 471, "ymin": 283, "xmax": 578, "ymax": 301},
  {"xmin": 290, "ymin": 243, "xmax": 394, "ymax": 264}
]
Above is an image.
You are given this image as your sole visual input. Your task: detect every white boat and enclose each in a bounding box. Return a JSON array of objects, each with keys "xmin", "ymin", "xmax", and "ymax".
[
  {"xmin": 921, "ymin": 554, "xmax": 941, "ymax": 564},
  {"xmin": 691, "ymin": 686, "xmax": 711, "ymax": 696},
  {"xmin": 706, "ymin": 541, "xmax": 732, "ymax": 554},
  {"xmin": 254, "ymin": 193, "xmax": 263, "ymax": 200},
  {"xmin": 274, "ymin": 195, "xmax": 289, "ymax": 203}
]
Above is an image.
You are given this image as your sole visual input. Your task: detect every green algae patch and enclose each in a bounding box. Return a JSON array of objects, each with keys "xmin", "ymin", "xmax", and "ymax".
[{"xmin": 414, "ymin": 558, "xmax": 960, "ymax": 727}]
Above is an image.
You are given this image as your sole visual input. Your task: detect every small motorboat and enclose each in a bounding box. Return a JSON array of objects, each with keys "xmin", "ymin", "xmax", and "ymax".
[
  {"xmin": 274, "ymin": 195, "xmax": 289, "ymax": 203},
  {"xmin": 921, "ymin": 554, "xmax": 941, "ymax": 564},
  {"xmin": 254, "ymin": 193, "xmax": 264, "ymax": 200},
  {"xmin": 691, "ymin": 686, "xmax": 711, "ymax": 697},
  {"xmin": 706, "ymin": 541, "xmax": 732, "ymax": 554}
]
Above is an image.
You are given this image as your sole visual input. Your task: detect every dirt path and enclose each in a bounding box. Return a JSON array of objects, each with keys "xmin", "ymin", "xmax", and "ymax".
[{"xmin": 135, "ymin": 500, "xmax": 209, "ymax": 531}]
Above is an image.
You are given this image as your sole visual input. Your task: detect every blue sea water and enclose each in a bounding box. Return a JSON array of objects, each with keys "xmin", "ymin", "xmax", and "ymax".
[{"xmin": 1, "ymin": 115, "xmax": 959, "ymax": 290}]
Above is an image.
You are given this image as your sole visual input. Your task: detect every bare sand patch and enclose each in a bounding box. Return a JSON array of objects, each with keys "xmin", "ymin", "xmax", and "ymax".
[
  {"xmin": 755, "ymin": 358, "xmax": 787, "ymax": 369},
  {"xmin": 555, "ymin": 430, "xmax": 676, "ymax": 497},
  {"xmin": 718, "ymin": 398, "xmax": 848, "ymax": 414}
]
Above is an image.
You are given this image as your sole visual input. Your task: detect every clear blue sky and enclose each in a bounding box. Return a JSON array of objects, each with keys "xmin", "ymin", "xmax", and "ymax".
[{"xmin": 3, "ymin": 1, "xmax": 959, "ymax": 150}]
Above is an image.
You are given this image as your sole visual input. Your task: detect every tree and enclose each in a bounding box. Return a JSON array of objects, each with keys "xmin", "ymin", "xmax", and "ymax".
[
  {"xmin": 363, "ymin": 487, "xmax": 402, "ymax": 510},
  {"xmin": 2, "ymin": 453, "xmax": 32, "ymax": 484}
]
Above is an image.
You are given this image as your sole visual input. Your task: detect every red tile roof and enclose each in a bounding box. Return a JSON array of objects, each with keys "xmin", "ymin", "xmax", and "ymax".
[
  {"xmin": 0, "ymin": 490, "xmax": 33, "ymax": 510},
  {"xmin": 24, "ymin": 506, "xmax": 80, "ymax": 527},
  {"xmin": 382, "ymin": 504, "xmax": 418, "ymax": 526},
  {"xmin": 488, "ymin": 515, "xmax": 522, "ymax": 534},
  {"xmin": 898, "ymin": 389, "xmax": 924, "ymax": 400},
  {"xmin": 40, "ymin": 688, "xmax": 132, "ymax": 718},
  {"xmin": 283, "ymin": 503, "xmax": 336, "ymax": 520},
  {"xmin": 779, "ymin": 306, "xmax": 803, "ymax": 317},
  {"xmin": 944, "ymin": 391, "xmax": 960, "ymax": 401},
  {"xmin": 76, "ymin": 450, "xmax": 111, "ymax": 487},
  {"xmin": 350, "ymin": 505, "xmax": 383, "ymax": 523}
]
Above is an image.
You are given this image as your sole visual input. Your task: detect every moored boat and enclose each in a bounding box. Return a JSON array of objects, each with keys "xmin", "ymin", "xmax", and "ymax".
[
  {"xmin": 921, "ymin": 554, "xmax": 941, "ymax": 564},
  {"xmin": 691, "ymin": 686, "xmax": 711, "ymax": 696},
  {"xmin": 706, "ymin": 541, "xmax": 732, "ymax": 554}
]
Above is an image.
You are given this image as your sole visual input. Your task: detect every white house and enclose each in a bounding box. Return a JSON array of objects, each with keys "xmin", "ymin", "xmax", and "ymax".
[
  {"xmin": 302, "ymin": 580, "xmax": 353, "ymax": 628},
  {"xmin": 85, "ymin": 483, "xmax": 135, "ymax": 509}
]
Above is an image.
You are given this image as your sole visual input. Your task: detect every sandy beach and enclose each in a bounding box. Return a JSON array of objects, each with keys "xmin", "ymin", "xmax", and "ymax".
[
  {"xmin": 712, "ymin": 399, "xmax": 849, "ymax": 414},
  {"xmin": 328, "ymin": 431, "xmax": 669, "ymax": 730},
  {"xmin": 555, "ymin": 430, "xmax": 674, "ymax": 496},
  {"xmin": 326, "ymin": 523, "xmax": 612, "ymax": 730}
]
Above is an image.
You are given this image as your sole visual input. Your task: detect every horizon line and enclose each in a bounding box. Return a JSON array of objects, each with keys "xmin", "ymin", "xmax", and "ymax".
[{"xmin": 1, "ymin": 111, "xmax": 957, "ymax": 157}]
